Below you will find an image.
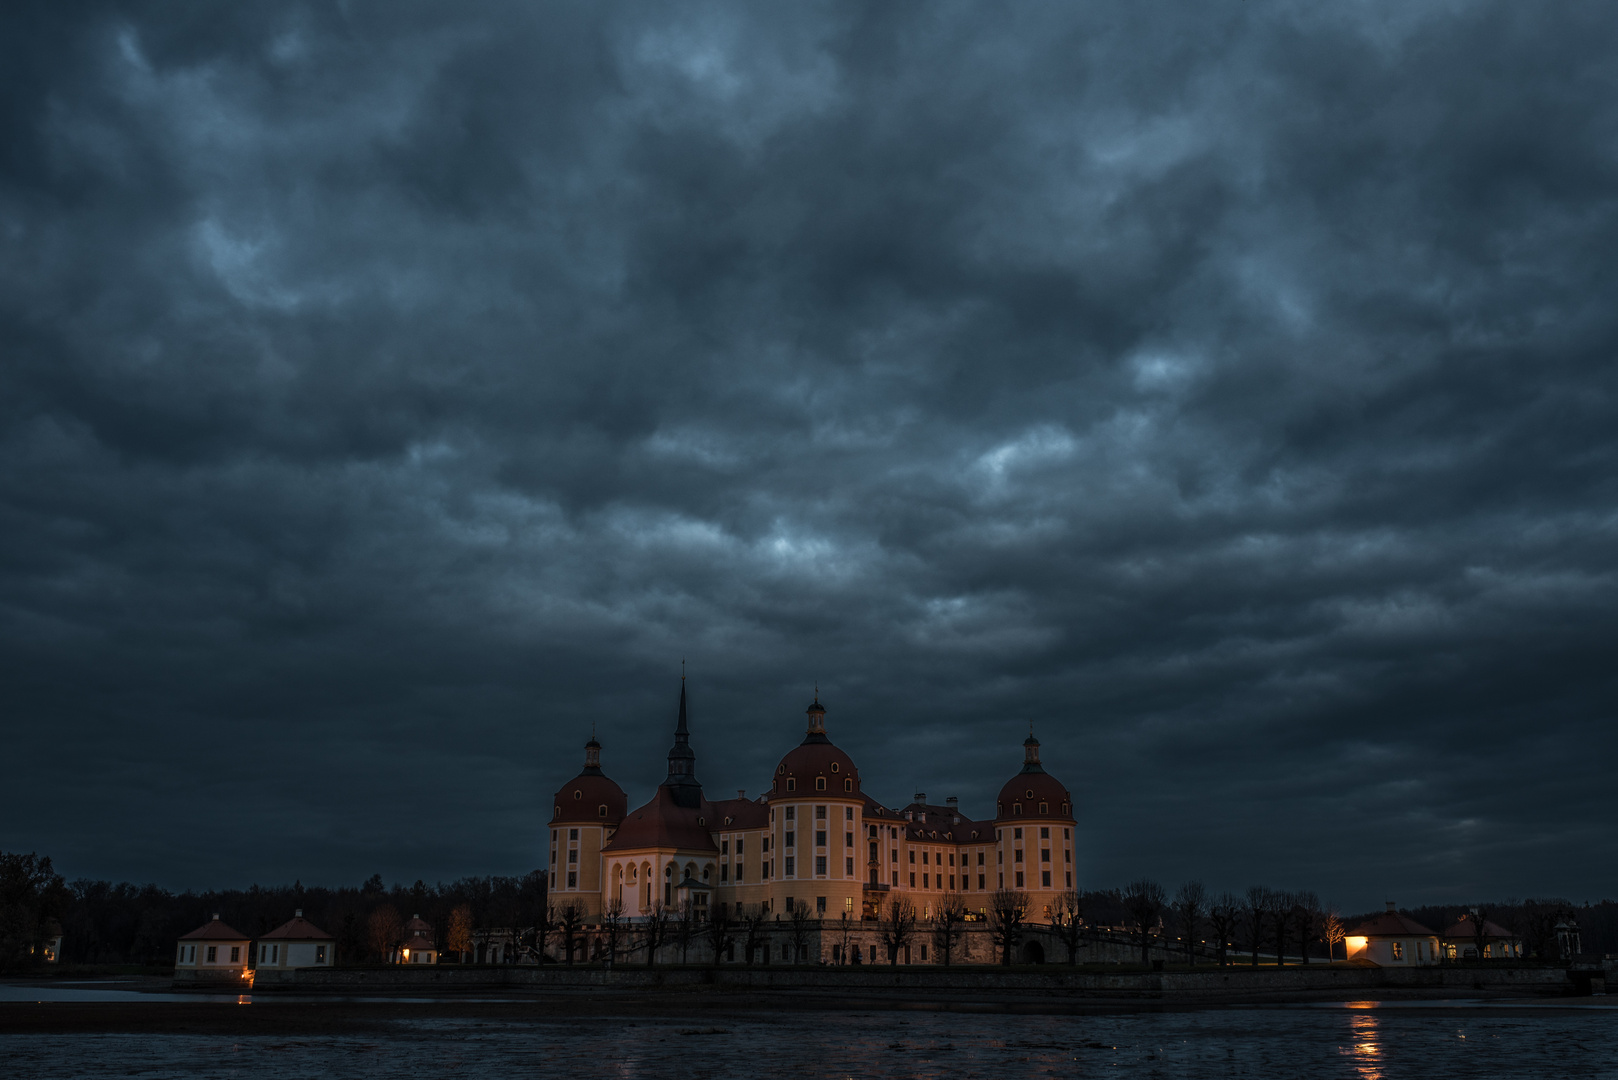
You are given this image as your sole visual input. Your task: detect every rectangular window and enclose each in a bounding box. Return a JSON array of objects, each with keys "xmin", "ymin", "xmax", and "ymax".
[
  {"xmin": 845, "ymin": 857, "xmax": 854, "ymax": 875},
  {"xmin": 271, "ymin": 946, "xmax": 278, "ymax": 963},
  {"xmin": 1042, "ymin": 870, "xmax": 1051, "ymax": 888},
  {"xmin": 786, "ymin": 830, "xmax": 796, "ymax": 848},
  {"xmin": 567, "ymin": 871, "xmax": 577, "ymax": 888},
  {"xmin": 1392, "ymin": 942, "xmax": 1404, "ymax": 961},
  {"xmin": 845, "ymin": 807, "xmax": 853, "ymax": 820},
  {"xmin": 1015, "ymin": 871, "xmax": 1024, "ymax": 888},
  {"xmin": 785, "ymin": 856, "xmax": 795, "ymax": 876},
  {"xmin": 923, "ymin": 873, "xmax": 930, "ymax": 888},
  {"xmin": 909, "ymin": 850, "xmax": 916, "ymax": 863},
  {"xmin": 316, "ymin": 945, "xmax": 326, "ymax": 963},
  {"xmin": 1014, "ymin": 848, "xmax": 1023, "ymax": 863},
  {"xmin": 721, "ymin": 839, "xmax": 729, "ymax": 854},
  {"xmin": 845, "ymin": 831, "xmax": 853, "ymax": 847},
  {"xmin": 735, "ymin": 865, "xmax": 744, "ymax": 883},
  {"xmin": 997, "ymin": 850, "xmax": 1003, "ymax": 864},
  {"xmin": 786, "ymin": 806, "xmax": 795, "ymax": 820},
  {"xmin": 1065, "ymin": 872, "xmax": 1072, "ymax": 887},
  {"xmin": 979, "ymin": 874, "xmax": 986, "ymax": 890},
  {"xmin": 816, "ymin": 805, "xmax": 827, "ymax": 820},
  {"xmin": 846, "ymin": 896, "xmax": 854, "ymax": 912},
  {"xmin": 892, "ymin": 871, "xmax": 899, "ymax": 885},
  {"xmin": 1065, "ymin": 849, "xmax": 1071, "ymax": 862},
  {"xmin": 891, "ymin": 850, "xmax": 898, "ymax": 863},
  {"xmin": 922, "ymin": 851, "xmax": 929, "ymax": 865},
  {"xmin": 207, "ymin": 946, "xmax": 217, "ymax": 963},
  {"xmin": 1041, "ymin": 826, "xmax": 1049, "ymax": 839},
  {"xmin": 229, "ymin": 946, "xmax": 239, "ymax": 963},
  {"xmin": 978, "ymin": 852, "xmax": 984, "ymax": 865},
  {"xmin": 817, "ymin": 896, "xmax": 827, "ymax": 913},
  {"xmin": 1041, "ymin": 848, "xmax": 1051, "ymax": 863},
  {"xmin": 569, "ymin": 828, "xmax": 579, "ymax": 840},
  {"xmin": 815, "ymin": 855, "xmax": 827, "ymax": 875},
  {"xmin": 816, "ymin": 830, "xmax": 827, "ymax": 847},
  {"xmin": 870, "ymin": 842, "xmax": 878, "ymax": 861},
  {"xmin": 568, "ymin": 849, "xmax": 578, "ymax": 863},
  {"xmin": 920, "ymin": 945, "xmax": 927, "ymax": 961},
  {"xmin": 948, "ymin": 853, "xmax": 955, "ymax": 866},
  {"xmin": 909, "ymin": 873, "xmax": 916, "ymax": 887},
  {"xmin": 736, "ymin": 838, "xmax": 744, "ymax": 855},
  {"xmin": 1014, "ymin": 827, "xmax": 1022, "ymax": 840},
  {"xmin": 763, "ymin": 837, "xmax": 770, "ymax": 852},
  {"xmin": 950, "ymin": 875, "xmax": 956, "ymax": 890},
  {"xmin": 721, "ymin": 864, "xmax": 729, "ymax": 882}
]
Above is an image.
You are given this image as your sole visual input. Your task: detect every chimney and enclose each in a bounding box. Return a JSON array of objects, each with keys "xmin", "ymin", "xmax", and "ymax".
[
  {"xmin": 914, "ymin": 792, "xmax": 927, "ymax": 804},
  {"xmin": 295, "ymin": 908, "xmax": 303, "ymax": 918},
  {"xmin": 738, "ymin": 790, "xmax": 746, "ymax": 800},
  {"xmin": 1385, "ymin": 901, "xmax": 1397, "ymax": 913},
  {"xmin": 945, "ymin": 796, "xmax": 958, "ymax": 807},
  {"xmin": 211, "ymin": 913, "xmax": 220, "ymax": 921}
]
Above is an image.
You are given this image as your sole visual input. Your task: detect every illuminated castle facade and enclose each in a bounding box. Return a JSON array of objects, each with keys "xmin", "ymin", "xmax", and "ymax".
[{"xmin": 547, "ymin": 683, "xmax": 1077, "ymax": 924}]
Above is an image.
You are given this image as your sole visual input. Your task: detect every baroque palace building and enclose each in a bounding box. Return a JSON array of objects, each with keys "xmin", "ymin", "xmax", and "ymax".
[{"xmin": 547, "ymin": 682, "xmax": 1077, "ymax": 925}]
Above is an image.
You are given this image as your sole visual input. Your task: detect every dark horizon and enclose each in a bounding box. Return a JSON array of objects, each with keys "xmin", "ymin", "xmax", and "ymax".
[{"xmin": 2, "ymin": 2, "xmax": 1616, "ymax": 913}]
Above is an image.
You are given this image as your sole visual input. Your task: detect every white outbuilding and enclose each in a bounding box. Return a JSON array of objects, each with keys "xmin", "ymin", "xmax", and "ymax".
[
  {"xmin": 254, "ymin": 909, "xmax": 335, "ymax": 975},
  {"xmin": 175, "ymin": 914, "xmax": 252, "ymax": 985}
]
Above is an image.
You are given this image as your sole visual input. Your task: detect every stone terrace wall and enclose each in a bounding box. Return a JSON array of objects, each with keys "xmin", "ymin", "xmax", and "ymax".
[{"xmin": 253, "ymin": 962, "xmax": 1575, "ymax": 999}]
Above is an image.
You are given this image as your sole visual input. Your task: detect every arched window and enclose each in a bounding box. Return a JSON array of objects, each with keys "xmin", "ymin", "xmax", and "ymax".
[
  {"xmin": 1013, "ymin": 803, "xmax": 1022, "ymax": 815},
  {"xmin": 844, "ymin": 779, "xmax": 854, "ymax": 792},
  {"xmin": 599, "ymin": 804, "xmax": 608, "ymax": 817},
  {"xmin": 815, "ymin": 777, "xmax": 827, "ymax": 791},
  {"xmin": 1038, "ymin": 802, "xmax": 1048, "ymax": 814},
  {"xmin": 787, "ymin": 778, "xmax": 796, "ymax": 791}
]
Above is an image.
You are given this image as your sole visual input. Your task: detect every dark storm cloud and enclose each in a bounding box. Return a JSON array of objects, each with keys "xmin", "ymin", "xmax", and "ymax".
[{"xmin": 2, "ymin": 0, "xmax": 1615, "ymax": 908}]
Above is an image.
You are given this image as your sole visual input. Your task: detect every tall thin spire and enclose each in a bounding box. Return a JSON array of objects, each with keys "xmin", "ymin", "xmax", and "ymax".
[{"xmin": 664, "ymin": 677, "xmax": 702, "ymax": 806}]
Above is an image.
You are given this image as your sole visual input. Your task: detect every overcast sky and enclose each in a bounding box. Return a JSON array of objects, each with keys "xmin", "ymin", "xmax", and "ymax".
[{"xmin": 2, "ymin": 1, "xmax": 1615, "ymax": 911}]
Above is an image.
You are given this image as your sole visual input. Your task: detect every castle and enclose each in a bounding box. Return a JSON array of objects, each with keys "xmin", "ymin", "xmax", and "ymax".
[{"xmin": 548, "ymin": 683, "xmax": 1076, "ymax": 925}]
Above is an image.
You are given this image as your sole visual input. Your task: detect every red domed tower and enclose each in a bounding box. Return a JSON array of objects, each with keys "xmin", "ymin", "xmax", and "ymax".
[
  {"xmin": 765, "ymin": 694, "xmax": 867, "ymax": 918},
  {"xmin": 548, "ymin": 733, "xmax": 628, "ymax": 915},
  {"xmin": 993, "ymin": 731, "xmax": 1076, "ymax": 919}
]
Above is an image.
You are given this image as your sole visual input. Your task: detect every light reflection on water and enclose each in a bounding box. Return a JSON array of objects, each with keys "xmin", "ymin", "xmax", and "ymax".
[{"xmin": 4, "ymin": 1006, "xmax": 1618, "ymax": 1078}]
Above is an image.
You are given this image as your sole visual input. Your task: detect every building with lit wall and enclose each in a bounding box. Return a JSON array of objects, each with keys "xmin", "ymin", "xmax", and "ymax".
[{"xmin": 547, "ymin": 683, "xmax": 1078, "ymax": 930}]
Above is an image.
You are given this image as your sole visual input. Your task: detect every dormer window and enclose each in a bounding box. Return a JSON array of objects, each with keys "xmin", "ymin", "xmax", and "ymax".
[
  {"xmin": 1038, "ymin": 802, "xmax": 1048, "ymax": 814},
  {"xmin": 598, "ymin": 805, "xmax": 608, "ymax": 817},
  {"xmin": 1025, "ymin": 788, "xmax": 1035, "ymax": 799},
  {"xmin": 787, "ymin": 778, "xmax": 796, "ymax": 791},
  {"xmin": 844, "ymin": 779, "xmax": 854, "ymax": 792},
  {"xmin": 573, "ymin": 790, "xmax": 582, "ymax": 800},
  {"xmin": 830, "ymin": 762, "xmax": 840, "ymax": 773},
  {"xmin": 1013, "ymin": 803, "xmax": 1023, "ymax": 815},
  {"xmin": 815, "ymin": 777, "xmax": 827, "ymax": 791}
]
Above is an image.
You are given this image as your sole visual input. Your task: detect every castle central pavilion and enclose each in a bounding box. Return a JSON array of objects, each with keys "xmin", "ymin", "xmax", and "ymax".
[{"xmin": 548, "ymin": 684, "xmax": 1077, "ymax": 922}]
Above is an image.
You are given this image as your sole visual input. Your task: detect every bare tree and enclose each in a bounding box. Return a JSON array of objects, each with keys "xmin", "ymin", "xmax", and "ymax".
[
  {"xmin": 533, "ymin": 902, "xmax": 555, "ymax": 964},
  {"xmin": 879, "ymin": 897, "xmax": 918, "ymax": 966},
  {"xmin": 639, "ymin": 902, "xmax": 669, "ymax": 965},
  {"xmin": 674, "ymin": 901, "xmax": 696, "ymax": 964},
  {"xmin": 1173, "ymin": 881, "xmax": 1207, "ymax": 967},
  {"xmin": 600, "ymin": 897, "xmax": 626, "ymax": 964},
  {"xmin": 786, "ymin": 900, "xmax": 816, "ymax": 964},
  {"xmin": 1123, "ymin": 879, "xmax": 1167, "ymax": 967},
  {"xmin": 1207, "ymin": 893, "xmax": 1241, "ymax": 967},
  {"xmin": 836, "ymin": 912, "xmax": 854, "ymax": 965},
  {"xmin": 930, "ymin": 897, "xmax": 967, "ymax": 966},
  {"xmin": 555, "ymin": 901, "xmax": 585, "ymax": 965},
  {"xmin": 1051, "ymin": 890, "xmax": 1088, "ymax": 966},
  {"xmin": 1293, "ymin": 891, "xmax": 1321, "ymax": 964},
  {"xmin": 1244, "ymin": 887, "xmax": 1269, "ymax": 967},
  {"xmin": 988, "ymin": 889, "xmax": 1029, "ymax": 966},
  {"xmin": 704, "ymin": 903, "xmax": 735, "ymax": 966},
  {"xmin": 367, "ymin": 904, "xmax": 403, "ymax": 963},
  {"xmin": 1468, "ymin": 906, "xmax": 1492, "ymax": 960},
  {"xmin": 1266, "ymin": 889, "xmax": 1294, "ymax": 966},
  {"xmin": 742, "ymin": 904, "xmax": 770, "ymax": 965},
  {"xmin": 446, "ymin": 904, "xmax": 474, "ymax": 963},
  {"xmin": 1322, "ymin": 907, "xmax": 1346, "ymax": 962}
]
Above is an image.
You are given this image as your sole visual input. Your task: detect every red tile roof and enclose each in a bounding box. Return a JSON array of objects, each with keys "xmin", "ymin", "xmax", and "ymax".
[
  {"xmin": 603, "ymin": 785, "xmax": 720, "ymax": 853},
  {"xmin": 708, "ymin": 796, "xmax": 769, "ymax": 830},
  {"xmin": 1441, "ymin": 916, "xmax": 1515, "ymax": 940},
  {"xmin": 179, "ymin": 916, "xmax": 249, "ymax": 941},
  {"xmin": 259, "ymin": 915, "xmax": 334, "ymax": 941},
  {"xmin": 1346, "ymin": 911, "xmax": 1438, "ymax": 938}
]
